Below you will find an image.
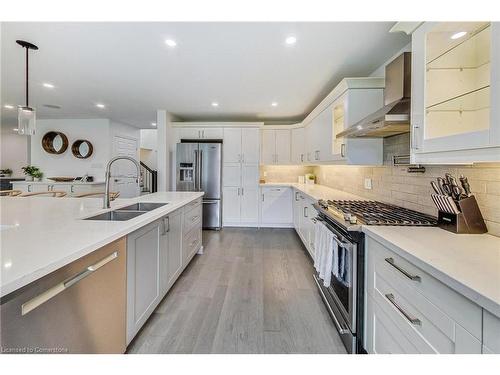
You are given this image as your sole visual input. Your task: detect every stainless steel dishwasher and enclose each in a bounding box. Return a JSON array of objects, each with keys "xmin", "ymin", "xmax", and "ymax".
[{"xmin": 0, "ymin": 238, "xmax": 127, "ymax": 354}]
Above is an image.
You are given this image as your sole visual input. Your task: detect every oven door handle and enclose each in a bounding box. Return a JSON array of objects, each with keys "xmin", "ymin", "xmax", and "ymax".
[{"xmin": 313, "ymin": 274, "xmax": 350, "ymax": 335}]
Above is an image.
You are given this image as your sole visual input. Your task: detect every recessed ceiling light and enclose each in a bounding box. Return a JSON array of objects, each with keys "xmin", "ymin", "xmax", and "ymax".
[
  {"xmin": 151, "ymin": 122, "xmax": 157, "ymax": 127},
  {"xmin": 4, "ymin": 104, "xmax": 14, "ymax": 109},
  {"xmin": 12, "ymin": 128, "xmax": 19, "ymax": 132},
  {"xmin": 43, "ymin": 82, "xmax": 54, "ymax": 88},
  {"xmin": 285, "ymin": 36, "xmax": 297, "ymax": 45},
  {"xmin": 451, "ymin": 31, "xmax": 467, "ymax": 40},
  {"xmin": 271, "ymin": 102, "xmax": 278, "ymax": 107},
  {"xmin": 96, "ymin": 103, "xmax": 105, "ymax": 109},
  {"xmin": 165, "ymin": 39, "xmax": 177, "ymax": 47},
  {"xmin": 211, "ymin": 102, "xmax": 219, "ymax": 107}
]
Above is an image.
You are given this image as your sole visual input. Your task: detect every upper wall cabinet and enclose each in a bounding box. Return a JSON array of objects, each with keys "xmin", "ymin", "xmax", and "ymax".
[
  {"xmin": 411, "ymin": 22, "xmax": 500, "ymax": 163},
  {"xmin": 223, "ymin": 127, "xmax": 260, "ymax": 164},
  {"xmin": 261, "ymin": 129, "xmax": 291, "ymax": 165},
  {"xmin": 177, "ymin": 127, "xmax": 223, "ymax": 140},
  {"xmin": 291, "ymin": 127, "xmax": 306, "ymax": 164}
]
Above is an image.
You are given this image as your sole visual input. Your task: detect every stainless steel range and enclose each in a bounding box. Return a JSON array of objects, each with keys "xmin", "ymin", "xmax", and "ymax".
[{"xmin": 312, "ymin": 199, "xmax": 436, "ymax": 354}]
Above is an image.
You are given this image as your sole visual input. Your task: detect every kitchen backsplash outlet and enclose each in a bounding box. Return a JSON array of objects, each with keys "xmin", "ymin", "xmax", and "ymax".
[
  {"xmin": 260, "ymin": 165, "xmax": 314, "ymax": 183},
  {"xmin": 313, "ymin": 163, "xmax": 500, "ymax": 237}
]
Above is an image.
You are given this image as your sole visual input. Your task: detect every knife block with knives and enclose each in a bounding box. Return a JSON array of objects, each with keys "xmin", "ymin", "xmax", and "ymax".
[{"xmin": 430, "ymin": 174, "xmax": 487, "ymax": 234}]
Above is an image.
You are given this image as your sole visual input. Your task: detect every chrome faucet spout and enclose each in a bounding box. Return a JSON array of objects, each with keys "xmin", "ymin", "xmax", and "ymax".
[{"xmin": 103, "ymin": 156, "xmax": 141, "ymax": 209}]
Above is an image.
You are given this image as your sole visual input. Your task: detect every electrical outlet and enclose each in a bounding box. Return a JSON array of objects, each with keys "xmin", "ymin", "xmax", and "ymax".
[{"xmin": 364, "ymin": 178, "xmax": 372, "ymax": 190}]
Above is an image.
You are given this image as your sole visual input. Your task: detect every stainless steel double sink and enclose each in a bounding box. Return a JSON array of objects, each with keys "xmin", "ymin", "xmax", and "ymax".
[{"xmin": 84, "ymin": 202, "xmax": 167, "ymax": 221}]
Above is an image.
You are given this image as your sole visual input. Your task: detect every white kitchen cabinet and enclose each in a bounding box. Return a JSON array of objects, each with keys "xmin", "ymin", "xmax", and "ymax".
[
  {"xmin": 292, "ymin": 189, "xmax": 316, "ymax": 259},
  {"xmin": 127, "ymin": 219, "xmax": 162, "ymax": 344},
  {"xmin": 177, "ymin": 127, "xmax": 223, "ymax": 141},
  {"xmin": 411, "ymin": 22, "xmax": 500, "ymax": 164},
  {"xmin": 222, "ymin": 128, "xmax": 259, "ymax": 227},
  {"xmin": 222, "ymin": 186, "xmax": 241, "ymax": 223},
  {"xmin": 222, "ymin": 164, "xmax": 260, "ymax": 226},
  {"xmin": 240, "ymin": 187, "xmax": 260, "ymax": 224},
  {"xmin": 12, "ymin": 181, "xmax": 105, "ymax": 196},
  {"xmin": 291, "ymin": 127, "xmax": 306, "ymax": 164},
  {"xmin": 261, "ymin": 129, "xmax": 291, "ymax": 165},
  {"xmin": 305, "ymin": 107, "xmax": 333, "ymax": 163},
  {"xmin": 222, "ymin": 127, "xmax": 260, "ymax": 164},
  {"xmin": 330, "ymin": 88, "xmax": 384, "ymax": 164},
  {"xmin": 365, "ymin": 235, "xmax": 483, "ymax": 354},
  {"xmin": 260, "ymin": 186, "xmax": 293, "ymax": 227}
]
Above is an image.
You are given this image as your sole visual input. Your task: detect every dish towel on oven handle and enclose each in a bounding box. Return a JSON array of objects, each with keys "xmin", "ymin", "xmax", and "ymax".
[
  {"xmin": 313, "ymin": 221, "xmax": 337, "ymax": 287},
  {"xmin": 339, "ymin": 245, "xmax": 351, "ymax": 287}
]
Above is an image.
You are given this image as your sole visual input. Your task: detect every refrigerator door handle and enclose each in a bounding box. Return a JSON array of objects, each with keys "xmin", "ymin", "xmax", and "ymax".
[
  {"xmin": 199, "ymin": 150, "xmax": 203, "ymax": 191},
  {"xmin": 194, "ymin": 149, "xmax": 199, "ymax": 190}
]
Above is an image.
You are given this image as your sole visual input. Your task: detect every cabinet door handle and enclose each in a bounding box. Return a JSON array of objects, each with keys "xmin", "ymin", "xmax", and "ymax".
[
  {"xmin": 385, "ymin": 293, "xmax": 421, "ymax": 325},
  {"xmin": 262, "ymin": 193, "xmax": 265, "ymax": 202},
  {"xmin": 301, "ymin": 154, "xmax": 304, "ymax": 162},
  {"xmin": 303, "ymin": 206, "xmax": 308, "ymax": 218},
  {"xmin": 241, "ymin": 188, "xmax": 244, "ymax": 196},
  {"xmin": 385, "ymin": 257, "xmax": 421, "ymax": 281},
  {"xmin": 202, "ymin": 130, "xmax": 205, "ymax": 138},
  {"xmin": 241, "ymin": 154, "xmax": 245, "ymax": 163},
  {"xmin": 295, "ymin": 191, "xmax": 299, "ymax": 201},
  {"xmin": 28, "ymin": 185, "xmax": 32, "ymax": 192},
  {"xmin": 21, "ymin": 251, "xmax": 118, "ymax": 315},
  {"xmin": 341, "ymin": 143, "xmax": 346, "ymax": 157},
  {"xmin": 412, "ymin": 125, "xmax": 419, "ymax": 150},
  {"xmin": 71, "ymin": 185, "xmax": 74, "ymax": 193},
  {"xmin": 162, "ymin": 216, "xmax": 170, "ymax": 234}
]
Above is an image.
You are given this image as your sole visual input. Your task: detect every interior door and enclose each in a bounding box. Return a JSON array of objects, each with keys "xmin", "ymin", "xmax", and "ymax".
[
  {"xmin": 199, "ymin": 143, "xmax": 221, "ymax": 199},
  {"xmin": 112, "ymin": 135, "xmax": 139, "ymax": 198},
  {"xmin": 241, "ymin": 128, "xmax": 260, "ymax": 164},
  {"xmin": 223, "ymin": 128, "xmax": 241, "ymax": 163}
]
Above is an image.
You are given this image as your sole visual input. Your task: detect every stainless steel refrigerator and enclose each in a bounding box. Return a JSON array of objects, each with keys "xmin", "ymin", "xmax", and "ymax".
[{"xmin": 176, "ymin": 141, "xmax": 222, "ymax": 229}]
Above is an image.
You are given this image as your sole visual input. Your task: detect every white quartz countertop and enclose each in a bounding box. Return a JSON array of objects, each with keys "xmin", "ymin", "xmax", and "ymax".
[
  {"xmin": 363, "ymin": 226, "xmax": 500, "ymax": 317},
  {"xmin": 12, "ymin": 180, "xmax": 105, "ymax": 185},
  {"xmin": 0, "ymin": 192, "xmax": 203, "ymax": 297},
  {"xmin": 260, "ymin": 182, "xmax": 367, "ymax": 201}
]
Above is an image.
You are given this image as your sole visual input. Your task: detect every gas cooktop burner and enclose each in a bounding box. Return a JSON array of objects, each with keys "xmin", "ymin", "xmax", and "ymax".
[{"xmin": 318, "ymin": 199, "xmax": 437, "ymax": 226}]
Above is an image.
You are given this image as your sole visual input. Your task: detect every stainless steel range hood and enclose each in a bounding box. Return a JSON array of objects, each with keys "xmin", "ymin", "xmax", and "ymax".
[{"xmin": 337, "ymin": 52, "xmax": 411, "ymax": 138}]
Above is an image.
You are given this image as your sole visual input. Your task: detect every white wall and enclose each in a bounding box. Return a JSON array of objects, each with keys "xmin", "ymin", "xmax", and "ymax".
[
  {"xmin": 30, "ymin": 119, "xmax": 140, "ymax": 181},
  {"xmin": 140, "ymin": 129, "xmax": 158, "ymax": 169},
  {"xmin": 0, "ymin": 127, "xmax": 29, "ymax": 177}
]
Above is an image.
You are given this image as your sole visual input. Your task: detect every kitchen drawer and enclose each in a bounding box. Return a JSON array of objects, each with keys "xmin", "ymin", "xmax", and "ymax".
[
  {"xmin": 185, "ymin": 197, "xmax": 202, "ymax": 211},
  {"xmin": 366, "ymin": 237, "xmax": 482, "ymax": 339},
  {"xmin": 369, "ymin": 268, "xmax": 481, "ymax": 353},
  {"xmin": 483, "ymin": 310, "xmax": 500, "ymax": 353},
  {"xmin": 184, "ymin": 201, "xmax": 202, "ymax": 233},
  {"xmin": 183, "ymin": 225, "xmax": 202, "ymax": 265}
]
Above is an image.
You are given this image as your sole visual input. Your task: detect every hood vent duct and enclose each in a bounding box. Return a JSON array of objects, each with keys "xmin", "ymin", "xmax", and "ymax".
[{"xmin": 337, "ymin": 52, "xmax": 412, "ymax": 138}]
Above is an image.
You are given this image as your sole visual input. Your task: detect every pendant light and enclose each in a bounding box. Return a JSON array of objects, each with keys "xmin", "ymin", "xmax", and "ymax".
[{"xmin": 16, "ymin": 40, "xmax": 38, "ymax": 136}]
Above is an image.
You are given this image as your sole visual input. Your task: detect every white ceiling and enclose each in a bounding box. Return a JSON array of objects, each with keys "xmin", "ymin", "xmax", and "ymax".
[{"xmin": 1, "ymin": 22, "xmax": 409, "ymax": 128}]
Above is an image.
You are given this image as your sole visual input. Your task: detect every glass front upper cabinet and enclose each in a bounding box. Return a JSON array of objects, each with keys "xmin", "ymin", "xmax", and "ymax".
[{"xmin": 424, "ymin": 22, "xmax": 491, "ymax": 143}]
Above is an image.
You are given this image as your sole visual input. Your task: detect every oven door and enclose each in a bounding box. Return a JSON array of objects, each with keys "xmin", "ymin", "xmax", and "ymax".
[{"xmin": 312, "ymin": 219, "xmax": 358, "ymax": 353}]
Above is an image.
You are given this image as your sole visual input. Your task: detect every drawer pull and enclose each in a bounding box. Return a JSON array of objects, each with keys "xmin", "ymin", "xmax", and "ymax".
[
  {"xmin": 385, "ymin": 257, "xmax": 421, "ymax": 281},
  {"xmin": 385, "ymin": 293, "xmax": 421, "ymax": 326}
]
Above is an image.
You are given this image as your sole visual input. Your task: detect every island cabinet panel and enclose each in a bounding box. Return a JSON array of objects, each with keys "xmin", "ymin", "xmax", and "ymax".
[
  {"xmin": 365, "ymin": 236, "xmax": 483, "ymax": 354},
  {"xmin": 126, "ymin": 220, "xmax": 162, "ymax": 344},
  {"xmin": 160, "ymin": 209, "xmax": 183, "ymax": 293},
  {"xmin": 182, "ymin": 203, "xmax": 202, "ymax": 266},
  {"xmin": 483, "ymin": 309, "xmax": 500, "ymax": 353}
]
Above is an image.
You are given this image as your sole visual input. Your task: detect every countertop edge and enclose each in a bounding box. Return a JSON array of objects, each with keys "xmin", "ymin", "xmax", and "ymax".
[
  {"xmin": 362, "ymin": 227, "xmax": 500, "ymax": 318},
  {"xmin": 0, "ymin": 192, "xmax": 204, "ymax": 298}
]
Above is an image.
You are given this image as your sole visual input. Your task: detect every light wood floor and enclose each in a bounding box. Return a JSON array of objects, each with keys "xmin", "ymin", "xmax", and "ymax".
[{"xmin": 127, "ymin": 228, "xmax": 346, "ymax": 354}]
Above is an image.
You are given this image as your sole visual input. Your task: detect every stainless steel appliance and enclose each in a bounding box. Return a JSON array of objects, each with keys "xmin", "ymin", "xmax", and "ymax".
[
  {"xmin": 0, "ymin": 239, "xmax": 127, "ymax": 353},
  {"xmin": 312, "ymin": 199, "xmax": 436, "ymax": 353},
  {"xmin": 176, "ymin": 141, "xmax": 222, "ymax": 229},
  {"xmin": 337, "ymin": 52, "xmax": 412, "ymax": 138}
]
